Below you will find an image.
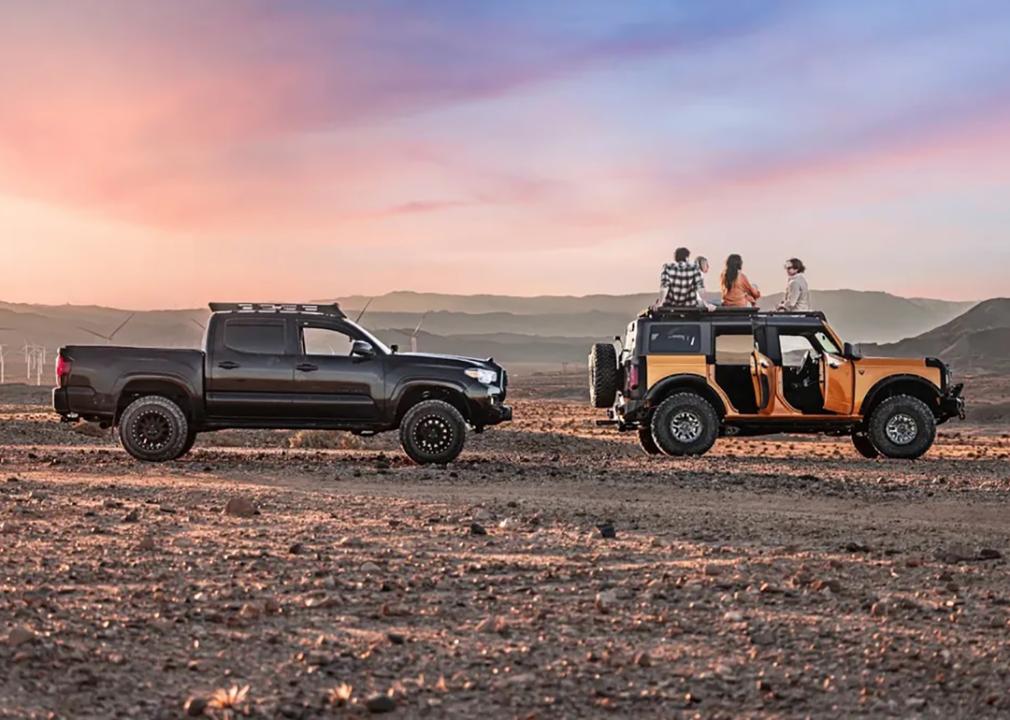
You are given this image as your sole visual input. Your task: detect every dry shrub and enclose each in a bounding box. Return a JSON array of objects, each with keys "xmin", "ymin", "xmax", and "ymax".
[{"xmin": 287, "ymin": 430, "xmax": 364, "ymax": 450}]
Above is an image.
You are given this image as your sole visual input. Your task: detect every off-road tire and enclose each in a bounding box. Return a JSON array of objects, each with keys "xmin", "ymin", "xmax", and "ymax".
[
  {"xmin": 118, "ymin": 395, "xmax": 190, "ymax": 463},
  {"xmin": 651, "ymin": 392, "xmax": 719, "ymax": 457},
  {"xmin": 179, "ymin": 431, "xmax": 198, "ymax": 458},
  {"xmin": 867, "ymin": 395, "xmax": 936, "ymax": 460},
  {"xmin": 399, "ymin": 399, "xmax": 467, "ymax": 465},
  {"xmin": 589, "ymin": 343, "xmax": 619, "ymax": 408},
  {"xmin": 637, "ymin": 424, "xmax": 661, "ymax": 455},
  {"xmin": 851, "ymin": 432, "xmax": 879, "ymax": 459}
]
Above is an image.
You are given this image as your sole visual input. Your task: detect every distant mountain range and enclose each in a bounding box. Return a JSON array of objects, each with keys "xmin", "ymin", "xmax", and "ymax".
[
  {"xmin": 0, "ymin": 291, "xmax": 990, "ymax": 377},
  {"xmin": 865, "ymin": 298, "xmax": 1010, "ymax": 374}
]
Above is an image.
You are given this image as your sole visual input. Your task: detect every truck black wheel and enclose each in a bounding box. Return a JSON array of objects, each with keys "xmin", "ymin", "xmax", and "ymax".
[
  {"xmin": 637, "ymin": 425, "xmax": 661, "ymax": 455},
  {"xmin": 651, "ymin": 392, "xmax": 719, "ymax": 457},
  {"xmin": 589, "ymin": 343, "xmax": 619, "ymax": 409},
  {"xmin": 867, "ymin": 395, "xmax": 936, "ymax": 460},
  {"xmin": 118, "ymin": 395, "xmax": 190, "ymax": 463},
  {"xmin": 852, "ymin": 432, "xmax": 879, "ymax": 459},
  {"xmin": 399, "ymin": 399, "xmax": 467, "ymax": 465}
]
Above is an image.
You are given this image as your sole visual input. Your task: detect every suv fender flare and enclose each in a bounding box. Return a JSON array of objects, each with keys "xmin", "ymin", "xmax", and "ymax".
[
  {"xmin": 859, "ymin": 374, "xmax": 941, "ymax": 416},
  {"xmin": 646, "ymin": 374, "xmax": 727, "ymax": 418},
  {"xmin": 390, "ymin": 379, "xmax": 470, "ymax": 420}
]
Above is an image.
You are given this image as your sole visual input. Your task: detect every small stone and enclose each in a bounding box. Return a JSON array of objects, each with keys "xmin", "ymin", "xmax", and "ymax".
[
  {"xmin": 184, "ymin": 696, "xmax": 209, "ymax": 717},
  {"xmin": 843, "ymin": 541, "xmax": 870, "ymax": 552},
  {"xmin": 289, "ymin": 542, "xmax": 304, "ymax": 555},
  {"xmin": 595, "ymin": 589, "xmax": 619, "ymax": 613},
  {"xmin": 360, "ymin": 561, "xmax": 381, "ymax": 573},
  {"xmin": 136, "ymin": 536, "xmax": 157, "ymax": 551},
  {"xmin": 122, "ymin": 508, "xmax": 140, "ymax": 523},
  {"xmin": 7, "ymin": 626, "xmax": 36, "ymax": 647},
  {"xmin": 387, "ymin": 632, "xmax": 406, "ymax": 645},
  {"xmin": 597, "ymin": 522, "xmax": 616, "ymax": 539},
  {"xmin": 978, "ymin": 548, "xmax": 1002, "ymax": 560},
  {"xmin": 224, "ymin": 497, "xmax": 259, "ymax": 518},
  {"xmin": 365, "ymin": 694, "xmax": 396, "ymax": 713},
  {"xmin": 723, "ymin": 610, "xmax": 744, "ymax": 623},
  {"xmin": 634, "ymin": 651, "xmax": 652, "ymax": 668},
  {"xmin": 5, "ymin": 476, "xmax": 19, "ymax": 483},
  {"xmin": 469, "ymin": 522, "xmax": 487, "ymax": 536},
  {"xmin": 498, "ymin": 517, "xmax": 520, "ymax": 530}
]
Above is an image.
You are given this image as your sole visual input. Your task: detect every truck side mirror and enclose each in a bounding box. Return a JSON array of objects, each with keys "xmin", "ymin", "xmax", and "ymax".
[
  {"xmin": 844, "ymin": 342, "xmax": 862, "ymax": 360},
  {"xmin": 351, "ymin": 340, "xmax": 375, "ymax": 359},
  {"xmin": 390, "ymin": 344, "xmax": 399, "ymax": 354}
]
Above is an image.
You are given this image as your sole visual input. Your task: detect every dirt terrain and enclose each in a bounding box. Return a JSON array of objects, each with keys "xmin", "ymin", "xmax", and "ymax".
[{"xmin": 2, "ymin": 380, "xmax": 1010, "ymax": 719}]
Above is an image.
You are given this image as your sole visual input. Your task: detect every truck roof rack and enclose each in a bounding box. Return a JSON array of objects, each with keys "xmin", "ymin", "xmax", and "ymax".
[
  {"xmin": 646, "ymin": 306, "xmax": 825, "ymax": 321},
  {"xmin": 208, "ymin": 302, "xmax": 346, "ymax": 318}
]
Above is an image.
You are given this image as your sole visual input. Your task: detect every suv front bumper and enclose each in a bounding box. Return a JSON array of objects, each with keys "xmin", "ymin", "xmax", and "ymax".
[
  {"xmin": 939, "ymin": 383, "xmax": 965, "ymax": 421},
  {"xmin": 468, "ymin": 393, "xmax": 512, "ymax": 427}
]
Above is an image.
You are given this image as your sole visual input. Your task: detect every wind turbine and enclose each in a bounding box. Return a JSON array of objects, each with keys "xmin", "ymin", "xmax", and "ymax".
[
  {"xmin": 0, "ymin": 327, "xmax": 12, "ymax": 384},
  {"xmin": 409, "ymin": 312, "xmax": 428, "ymax": 353},
  {"xmin": 77, "ymin": 312, "xmax": 135, "ymax": 344},
  {"xmin": 355, "ymin": 297, "xmax": 374, "ymax": 323}
]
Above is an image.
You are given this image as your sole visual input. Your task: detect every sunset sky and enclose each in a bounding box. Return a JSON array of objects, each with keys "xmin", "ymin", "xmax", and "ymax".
[{"xmin": 1, "ymin": 1, "xmax": 1009, "ymax": 308}]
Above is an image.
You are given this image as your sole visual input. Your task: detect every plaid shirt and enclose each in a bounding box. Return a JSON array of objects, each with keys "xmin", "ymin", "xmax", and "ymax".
[{"xmin": 660, "ymin": 261, "xmax": 705, "ymax": 307}]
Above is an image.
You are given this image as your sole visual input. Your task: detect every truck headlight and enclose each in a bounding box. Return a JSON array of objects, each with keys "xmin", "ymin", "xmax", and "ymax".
[{"xmin": 465, "ymin": 368, "xmax": 498, "ymax": 385}]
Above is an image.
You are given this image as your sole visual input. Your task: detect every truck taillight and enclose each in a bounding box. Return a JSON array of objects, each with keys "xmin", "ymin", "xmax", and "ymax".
[
  {"xmin": 56, "ymin": 353, "xmax": 72, "ymax": 386},
  {"xmin": 629, "ymin": 364, "xmax": 640, "ymax": 390}
]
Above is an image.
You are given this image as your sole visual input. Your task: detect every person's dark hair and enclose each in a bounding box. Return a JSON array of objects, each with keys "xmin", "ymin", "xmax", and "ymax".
[
  {"xmin": 788, "ymin": 257, "xmax": 805, "ymax": 273},
  {"xmin": 674, "ymin": 247, "xmax": 690, "ymax": 263},
  {"xmin": 723, "ymin": 254, "xmax": 743, "ymax": 291}
]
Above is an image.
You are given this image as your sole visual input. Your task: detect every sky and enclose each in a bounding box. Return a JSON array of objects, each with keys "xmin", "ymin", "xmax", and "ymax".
[{"xmin": 1, "ymin": 0, "xmax": 1009, "ymax": 308}]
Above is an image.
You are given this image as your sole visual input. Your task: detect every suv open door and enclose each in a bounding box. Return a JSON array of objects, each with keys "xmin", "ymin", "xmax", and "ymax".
[{"xmin": 821, "ymin": 351, "xmax": 854, "ymax": 415}]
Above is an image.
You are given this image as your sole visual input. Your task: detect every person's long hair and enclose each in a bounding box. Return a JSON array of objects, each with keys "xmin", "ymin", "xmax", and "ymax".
[{"xmin": 723, "ymin": 254, "xmax": 743, "ymax": 291}]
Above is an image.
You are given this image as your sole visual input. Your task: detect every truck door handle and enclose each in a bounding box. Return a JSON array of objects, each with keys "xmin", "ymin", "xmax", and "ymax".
[
  {"xmin": 296, "ymin": 363, "xmax": 318, "ymax": 372},
  {"xmin": 218, "ymin": 361, "xmax": 240, "ymax": 370},
  {"xmin": 827, "ymin": 360, "xmax": 840, "ymax": 369}
]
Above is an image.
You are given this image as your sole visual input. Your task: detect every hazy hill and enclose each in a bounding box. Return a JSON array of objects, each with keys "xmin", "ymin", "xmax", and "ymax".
[{"xmin": 864, "ymin": 298, "xmax": 1010, "ymax": 373}]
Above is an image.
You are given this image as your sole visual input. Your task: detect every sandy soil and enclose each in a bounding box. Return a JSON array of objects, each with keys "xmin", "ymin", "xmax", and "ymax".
[{"xmin": 2, "ymin": 383, "xmax": 1010, "ymax": 719}]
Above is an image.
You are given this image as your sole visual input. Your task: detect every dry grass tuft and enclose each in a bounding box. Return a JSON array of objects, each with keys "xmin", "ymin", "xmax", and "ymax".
[{"xmin": 287, "ymin": 430, "xmax": 364, "ymax": 450}]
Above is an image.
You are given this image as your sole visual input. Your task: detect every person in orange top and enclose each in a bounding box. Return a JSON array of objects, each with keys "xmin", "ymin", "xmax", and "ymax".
[{"xmin": 720, "ymin": 254, "xmax": 761, "ymax": 307}]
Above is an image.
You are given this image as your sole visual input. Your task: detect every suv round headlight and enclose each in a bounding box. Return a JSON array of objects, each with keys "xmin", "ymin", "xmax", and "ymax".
[{"xmin": 465, "ymin": 368, "xmax": 497, "ymax": 385}]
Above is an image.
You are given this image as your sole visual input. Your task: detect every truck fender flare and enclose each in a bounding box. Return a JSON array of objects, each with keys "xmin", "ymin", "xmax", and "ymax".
[
  {"xmin": 113, "ymin": 373, "xmax": 201, "ymax": 418},
  {"xmin": 390, "ymin": 379, "xmax": 470, "ymax": 416},
  {"xmin": 645, "ymin": 374, "xmax": 727, "ymax": 418}
]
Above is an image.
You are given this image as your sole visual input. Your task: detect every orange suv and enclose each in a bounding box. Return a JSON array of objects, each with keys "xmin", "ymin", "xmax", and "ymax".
[{"xmin": 589, "ymin": 307, "xmax": 965, "ymax": 459}]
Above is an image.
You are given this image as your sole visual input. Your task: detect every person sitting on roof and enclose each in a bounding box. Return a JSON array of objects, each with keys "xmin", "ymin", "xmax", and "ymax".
[
  {"xmin": 777, "ymin": 257, "xmax": 811, "ymax": 311},
  {"xmin": 720, "ymin": 254, "xmax": 761, "ymax": 308},
  {"xmin": 657, "ymin": 247, "xmax": 715, "ymax": 311}
]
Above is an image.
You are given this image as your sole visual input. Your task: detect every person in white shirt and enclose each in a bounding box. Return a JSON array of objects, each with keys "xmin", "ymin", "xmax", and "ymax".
[{"xmin": 777, "ymin": 258, "xmax": 811, "ymax": 311}]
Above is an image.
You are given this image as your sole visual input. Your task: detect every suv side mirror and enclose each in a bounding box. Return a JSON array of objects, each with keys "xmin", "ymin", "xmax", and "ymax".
[
  {"xmin": 390, "ymin": 344, "xmax": 399, "ymax": 354},
  {"xmin": 351, "ymin": 340, "xmax": 375, "ymax": 359},
  {"xmin": 843, "ymin": 342, "xmax": 862, "ymax": 360}
]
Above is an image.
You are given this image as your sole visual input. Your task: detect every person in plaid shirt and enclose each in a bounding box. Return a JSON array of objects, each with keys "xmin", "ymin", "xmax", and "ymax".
[{"xmin": 657, "ymin": 247, "xmax": 715, "ymax": 310}]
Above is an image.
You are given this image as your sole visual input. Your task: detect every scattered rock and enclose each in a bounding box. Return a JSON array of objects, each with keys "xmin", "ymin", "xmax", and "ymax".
[
  {"xmin": 360, "ymin": 561, "xmax": 381, "ymax": 573},
  {"xmin": 978, "ymin": 548, "xmax": 1003, "ymax": 561},
  {"xmin": 387, "ymin": 632, "xmax": 406, "ymax": 645},
  {"xmin": 365, "ymin": 694, "xmax": 396, "ymax": 714},
  {"xmin": 6, "ymin": 626, "xmax": 37, "ymax": 647},
  {"xmin": 935, "ymin": 544, "xmax": 975, "ymax": 564},
  {"xmin": 184, "ymin": 696, "xmax": 208, "ymax": 717},
  {"xmin": 469, "ymin": 522, "xmax": 487, "ymax": 536},
  {"xmin": 597, "ymin": 522, "xmax": 616, "ymax": 539},
  {"xmin": 843, "ymin": 541, "xmax": 870, "ymax": 552},
  {"xmin": 723, "ymin": 610, "xmax": 744, "ymax": 622},
  {"xmin": 122, "ymin": 508, "xmax": 140, "ymax": 523},
  {"xmin": 224, "ymin": 497, "xmax": 259, "ymax": 518},
  {"xmin": 289, "ymin": 542, "xmax": 304, "ymax": 555},
  {"xmin": 595, "ymin": 589, "xmax": 619, "ymax": 613},
  {"xmin": 135, "ymin": 535, "xmax": 157, "ymax": 551}
]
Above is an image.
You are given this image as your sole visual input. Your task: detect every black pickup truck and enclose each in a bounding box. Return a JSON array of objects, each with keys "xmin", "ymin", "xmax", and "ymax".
[{"xmin": 53, "ymin": 303, "xmax": 511, "ymax": 464}]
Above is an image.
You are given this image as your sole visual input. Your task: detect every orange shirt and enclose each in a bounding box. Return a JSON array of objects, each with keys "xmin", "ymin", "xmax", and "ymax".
[{"xmin": 721, "ymin": 271, "xmax": 761, "ymax": 307}]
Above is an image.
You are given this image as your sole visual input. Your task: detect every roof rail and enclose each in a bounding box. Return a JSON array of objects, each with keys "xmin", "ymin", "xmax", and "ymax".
[
  {"xmin": 208, "ymin": 302, "xmax": 346, "ymax": 318},
  {"xmin": 646, "ymin": 306, "xmax": 825, "ymax": 320}
]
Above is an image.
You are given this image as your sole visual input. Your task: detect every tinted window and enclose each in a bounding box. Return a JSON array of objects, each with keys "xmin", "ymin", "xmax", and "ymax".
[
  {"xmin": 649, "ymin": 324, "xmax": 701, "ymax": 353},
  {"xmin": 223, "ymin": 321, "xmax": 286, "ymax": 354},
  {"xmin": 303, "ymin": 327, "xmax": 354, "ymax": 356}
]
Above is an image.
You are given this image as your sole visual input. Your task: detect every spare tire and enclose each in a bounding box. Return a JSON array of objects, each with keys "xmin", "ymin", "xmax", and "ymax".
[{"xmin": 589, "ymin": 343, "xmax": 619, "ymax": 408}]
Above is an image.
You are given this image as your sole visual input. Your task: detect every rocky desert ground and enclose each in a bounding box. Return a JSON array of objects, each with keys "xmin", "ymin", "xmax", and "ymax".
[{"xmin": 2, "ymin": 377, "xmax": 1010, "ymax": 719}]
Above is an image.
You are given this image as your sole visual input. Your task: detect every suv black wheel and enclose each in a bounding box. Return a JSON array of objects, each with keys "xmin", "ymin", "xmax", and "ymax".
[
  {"xmin": 651, "ymin": 392, "xmax": 719, "ymax": 457},
  {"xmin": 852, "ymin": 432, "xmax": 879, "ymax": 459},
  {"xmin": 589, "ymin": 343, "xmax": 619, "ymax": 409},
  {"xmin": 867, "ymin": 395, "xmax": 936, "ymax": 460},
  {"xmin": 399, "ymin": 399, "xmax": 467, "ymax": 465},
  {"xmin": 119, "ymin": 395, "xmax": 190, "ymax": 462},
  {"xmin": 637, "ymin": 425, "xmax": 661, "ymax": 455}
]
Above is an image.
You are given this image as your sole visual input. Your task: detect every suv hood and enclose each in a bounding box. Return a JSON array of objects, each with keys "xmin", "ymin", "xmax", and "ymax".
[{"xmin": 394, "ymin": 352, "xmax": 498, "ymax": 369}]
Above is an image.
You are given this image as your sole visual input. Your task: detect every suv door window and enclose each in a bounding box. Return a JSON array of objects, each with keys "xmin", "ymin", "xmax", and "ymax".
[
  {"xmin": 223, "ymin": 320, "xmax": 287, "ymax": 355},
  {"xmin": 779, "ymin": 334, "xmax": 817, "ymax": 367},
  {"xmin": 712, "ymin": 330, "xmax": 758, "ymax": 413},
  {"xmin": 814, "ymin": 330, "xmax": 841, "ymax": 356}
]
